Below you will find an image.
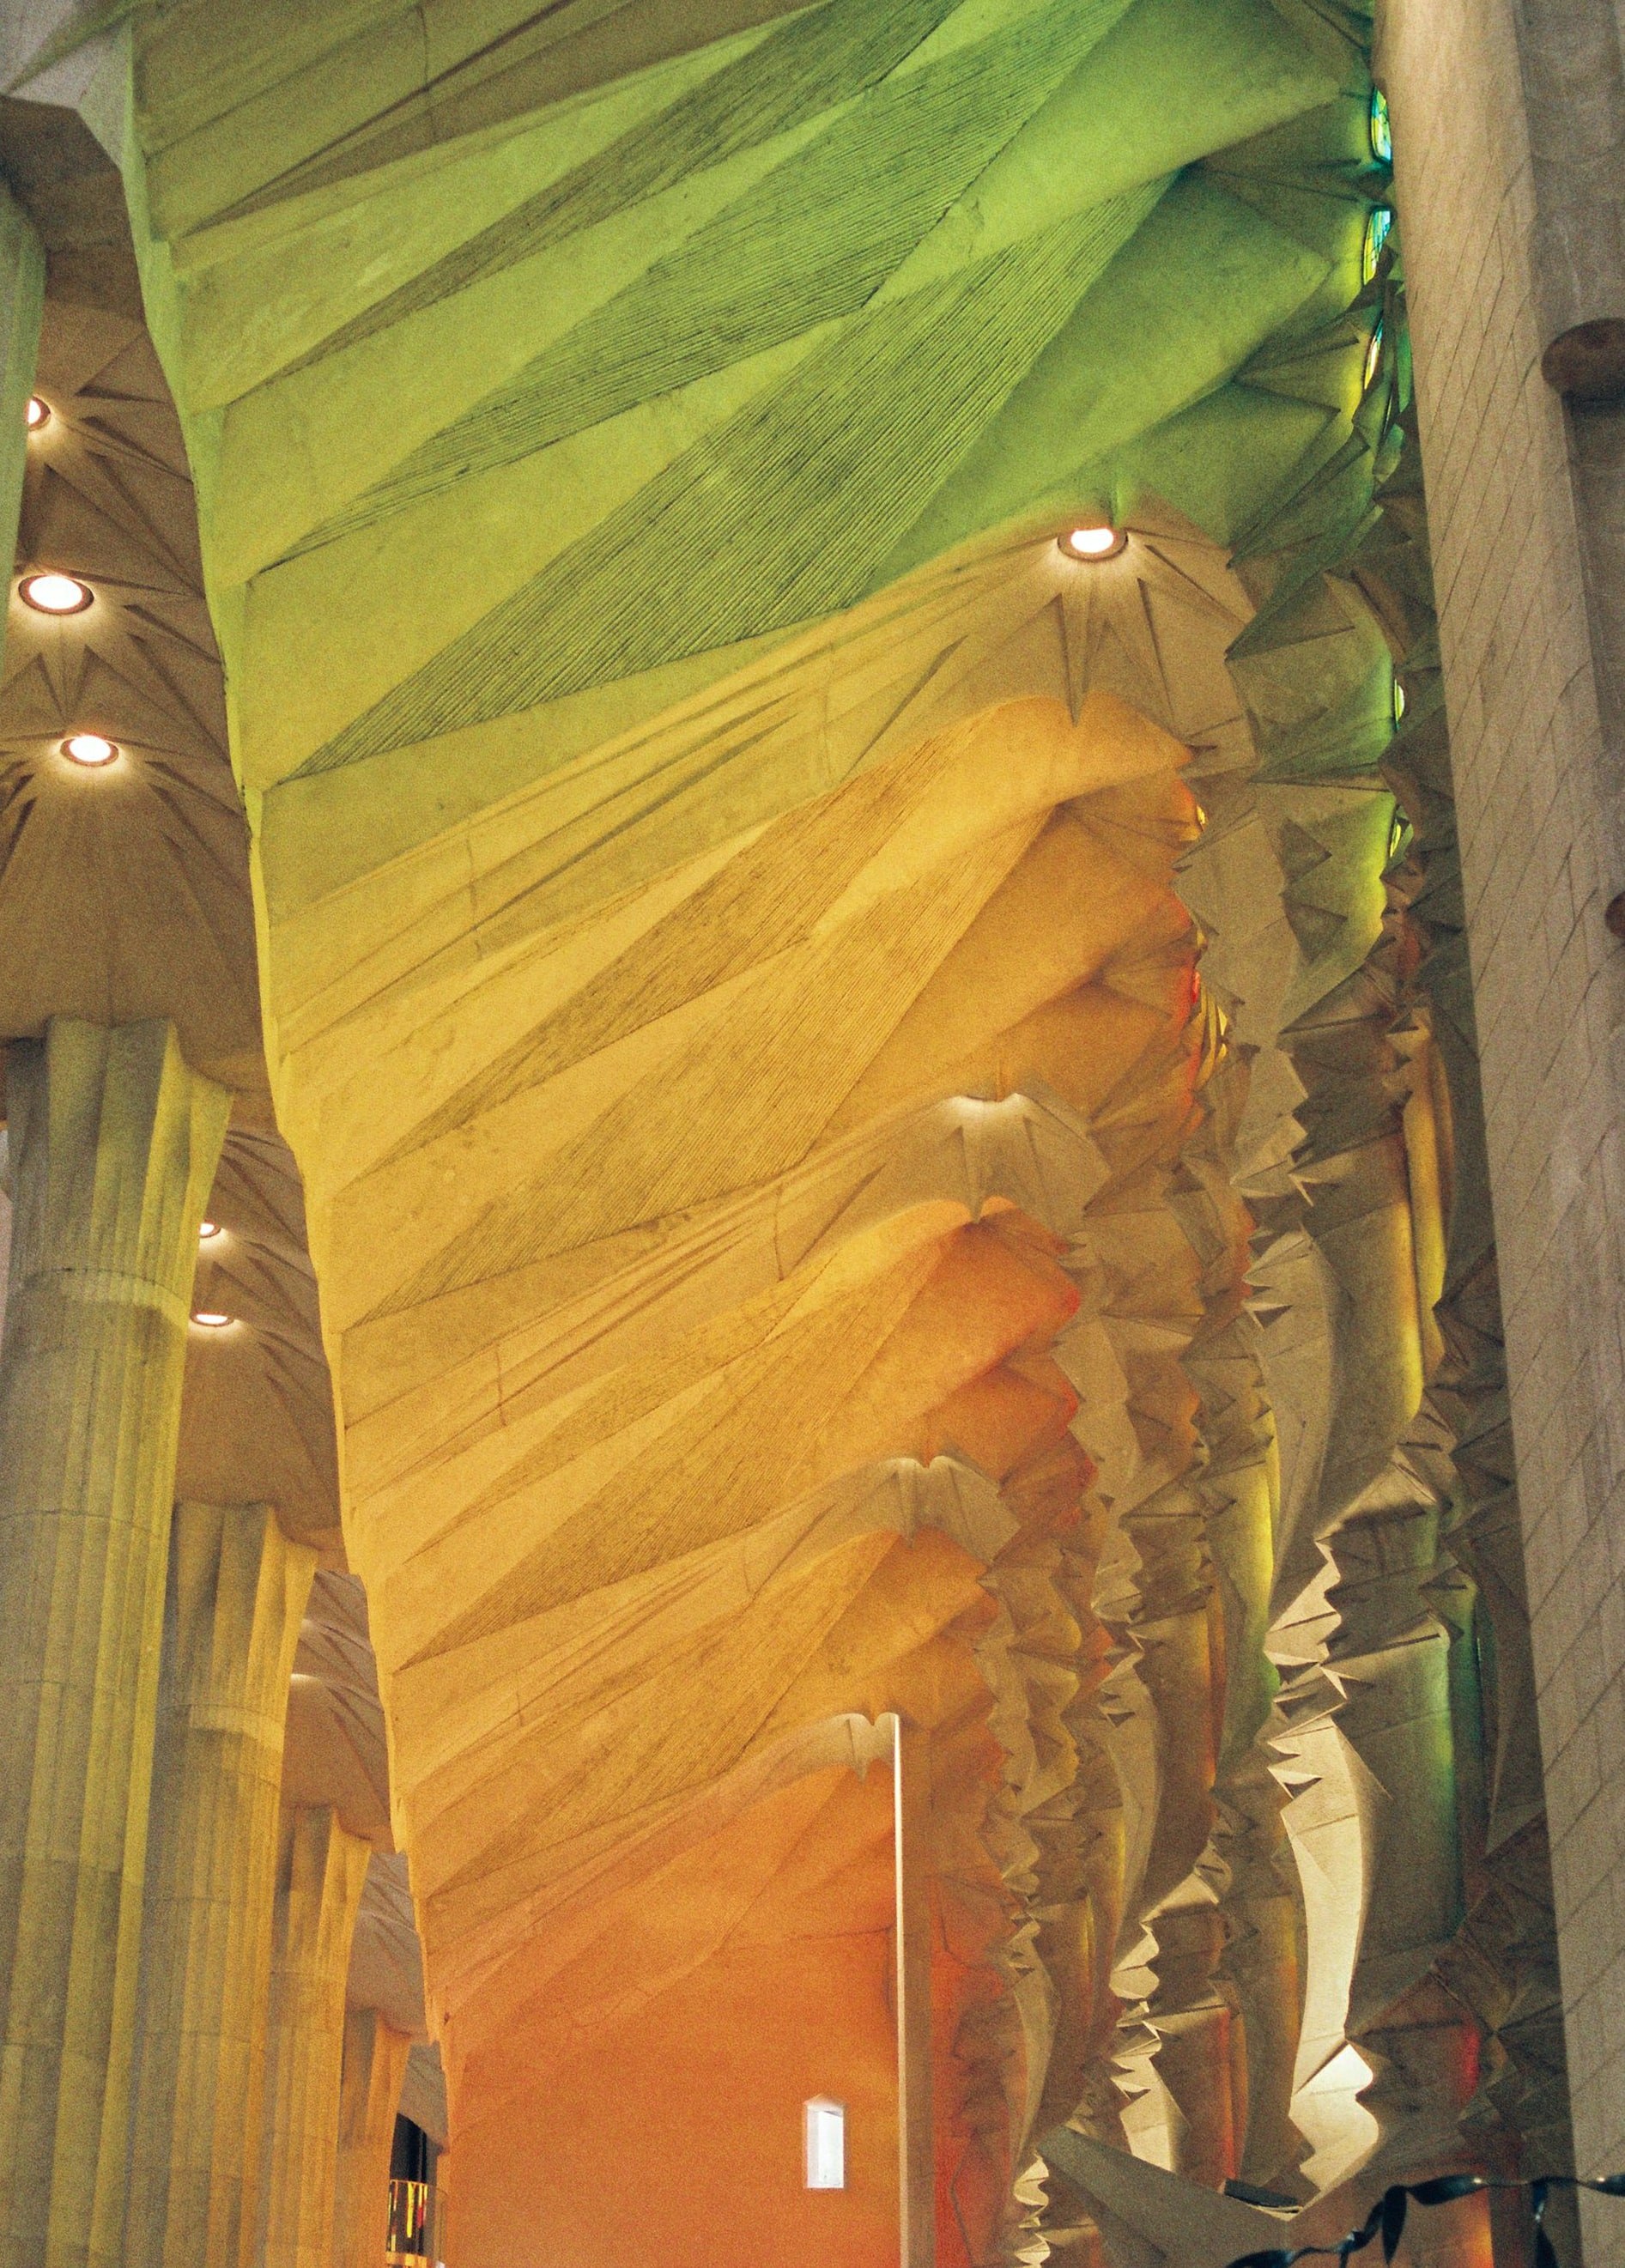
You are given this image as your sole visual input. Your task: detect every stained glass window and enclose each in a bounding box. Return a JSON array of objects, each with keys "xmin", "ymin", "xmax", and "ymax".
[
  {"xmin": 1369, "ymin": 86, "xmax": 1392, "ymax": 163},
  {"xmin": 1362, "ymin": 205, "xmax": 1393, "ymax": 284}
]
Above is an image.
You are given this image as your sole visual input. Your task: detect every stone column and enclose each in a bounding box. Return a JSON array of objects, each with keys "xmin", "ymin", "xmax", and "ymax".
[
  {"xmin": 258, "ymin": 1804, "xmax": 373, "ymax": 2268},
  {"xmin": 0, "ymin": 179, "xmax": 42, "ymax": 635},
  {"xmin": 333, "ymin": 2005, "xmax": 411, "ymax": 2268},
  {"xmin": 892, "ymin": 1716, "xmax": 934, "ymax": 2268},
  {"xmin": 1376, "ymin": 0, "xmax": 1625, "ymax": 2252},
  {"xmin": 0, "ymin": 1017, "xmax": 228, "ymax": 2268},
  {"xmin": 1515, "ymin": 0, "xmax": 1625, "ymax": 398},
  {"xmin": 126, "ymin": 1502, "xmax": 317, "ymax": 2268}
]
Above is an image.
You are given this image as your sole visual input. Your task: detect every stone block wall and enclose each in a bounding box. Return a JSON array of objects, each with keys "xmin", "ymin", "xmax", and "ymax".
[{"xmin": 1379, "ymin": 0, "xmax": 1625, "ymax": 2237}]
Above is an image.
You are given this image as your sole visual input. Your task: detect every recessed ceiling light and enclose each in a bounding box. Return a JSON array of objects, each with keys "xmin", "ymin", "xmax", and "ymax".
[
  {"xmin": 25, "ymin": 397, "xmax": 49, "ymax": 432},
  {"xmin": 20, "ymin": 573, "xmax": 93, "ymax": 615},
  {"xmin": 197, "ymin": 1220, "xmax": 221, "ymax": 1240},
  {"xmin": 191, "ymin": 1310, "xmax": 232, "ymax": 1328},
  {"xmin": 1059, "ymin": 525, "xmax": 1126, "ymax": 561},
  {"xmin": 61, "ymin": 733, "xmax": 118, "ymax": 767}
]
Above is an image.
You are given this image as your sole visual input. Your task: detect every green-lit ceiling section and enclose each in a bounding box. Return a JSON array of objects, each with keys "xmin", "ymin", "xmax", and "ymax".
[
  {"xmin": 124, "ymin": 0, "xmax": 1388, "ymax": 909},
  {"xmin": 103, "ymin": 0, "xmax": 1573, "ymax": 2234}
]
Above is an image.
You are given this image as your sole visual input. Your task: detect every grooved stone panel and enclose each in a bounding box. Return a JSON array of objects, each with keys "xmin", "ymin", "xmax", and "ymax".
[{"xmin": 1379, "ymin": 0, "xmax": 1625, "ymax": 2246}]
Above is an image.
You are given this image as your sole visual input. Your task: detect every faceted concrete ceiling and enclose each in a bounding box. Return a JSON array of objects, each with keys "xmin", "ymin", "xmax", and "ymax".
[{"xmin": 0, "ymin": 3, "xmax": 1564, "ymax": 2267}]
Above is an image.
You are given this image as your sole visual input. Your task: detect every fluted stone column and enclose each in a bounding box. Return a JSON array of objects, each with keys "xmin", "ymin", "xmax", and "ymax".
[
  {"xmin": 127, "ymin": 1502, "xmax": 318, "ymax": 2268},
  {"xmin": 0, "ymin": 180, "xmax": 42, "ymax": 635},
  {"xmin": 0, "ymin": 1017, "xmax": 229, "ymax": 2268},
  {"xmin": 333, "ymin": 2005, "xmax": 411, "ymax": 2268},
  {"xmin": 259, "ymin": 1804, "xmax": 373, "ymax": 2268}
]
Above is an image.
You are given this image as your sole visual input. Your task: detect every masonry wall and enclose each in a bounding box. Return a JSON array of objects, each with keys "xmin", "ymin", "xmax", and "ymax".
[{"xmin": 1377, "ymin": 0, "xmax": 1625, "ymax": 2242}]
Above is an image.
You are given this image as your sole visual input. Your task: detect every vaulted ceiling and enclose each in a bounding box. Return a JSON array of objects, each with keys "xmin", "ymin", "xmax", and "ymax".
[
  {"xmin": 112, "ymin": 1, "xmax": 1437, "ymax": 2259},
  {"xmin": 0, "ymin": 3, "xmax": 1556, "ymax": 2266}
]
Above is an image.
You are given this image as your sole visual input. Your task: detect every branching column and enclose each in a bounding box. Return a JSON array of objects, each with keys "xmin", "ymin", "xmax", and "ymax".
[
  {"xmin": 0, "ymin": 1017, "xmax": 229, "ymax": 2268},
  {"xmin": 258, "ymin": 1805, "xmax": 373, "ymax": 2268},
  {"xmin": 333, "ymin": 2006, "xmax": 411, "ymax": 2268},
  {"xmin": 127, "ymin": 1502, "xmax": 317, "ymax": 2268}
]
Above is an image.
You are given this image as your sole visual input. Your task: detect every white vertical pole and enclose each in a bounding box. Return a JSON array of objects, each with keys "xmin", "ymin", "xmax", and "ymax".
[{"xmin": 891, "ymin": 1713, "xmax": 934, "ymax": 2268}]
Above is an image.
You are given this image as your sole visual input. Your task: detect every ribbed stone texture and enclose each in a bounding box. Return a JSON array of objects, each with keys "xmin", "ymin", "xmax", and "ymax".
[
  {"xmin": 1379, "ymin": 0, "xmax": 1625, "ymax": 2254},
  {"xmin": 332, "ymin": 2005, "xmax": 410, "ymax": 2268},
  {"xmin": 127, "ymin": 1501, "xmax": 317, "ymax": 2268},
  {"xmin": 258, "ymin": 1804, "xmax": 372, "ymax": 2268},
  {"xmin": 0, "ymin": 1017, "xmax": 229, "ymax": 2268}
]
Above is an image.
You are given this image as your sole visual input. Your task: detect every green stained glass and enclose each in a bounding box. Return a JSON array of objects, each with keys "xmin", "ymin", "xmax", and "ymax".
[
  {"xmin": 1392, "ymin": 676, "xmax": 1407, "ymax": 726},
  {"xmin": 1364, "ymin": 319, "xmax": 1385, "ymax": 391},
  {"xmin": 1362, "ymin": 204, "xmax": 1393, "ymax": 284},
  {"xmin": 1369, "ymin": 86, "xmax": 1392, "ymax": 163}
]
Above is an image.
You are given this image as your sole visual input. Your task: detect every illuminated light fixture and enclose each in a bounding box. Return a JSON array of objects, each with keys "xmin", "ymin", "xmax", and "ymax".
[
  {"xmin": 25, "ymin": 396, "xmax": 49, "ymax": 432},
  {"xmin": 1392, "ymin": 678, "xmax": 1407, "ymax": 726},
  {"xmin": 61, "ymin": 732, "xmax": 118, "ymax": 767},
  {"xmin": 1363, "ymin": 320, "xmax": 1385, "ymax": 392},
  {"xmin": 191, "ymin": 1310, "xmax": 232, "ymax": 1329},
  {"xmin": 198, "ymin": 1220, "xmax": 221, "ymax": 1240},
  {"xmin": 1058, "ymin": 525, "xmax": 1126, "ymax": 561},
  {"xmin": 1369, "ymin": 87, "xmax": 1392, "ymax": 164},
  {"xmin": 20, "ymin": 572, "xmax": 93, "ymax": 615},
  {"xmin": 1361, "ymin": 205, "xmax": 1393, "ymax": 285}
]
